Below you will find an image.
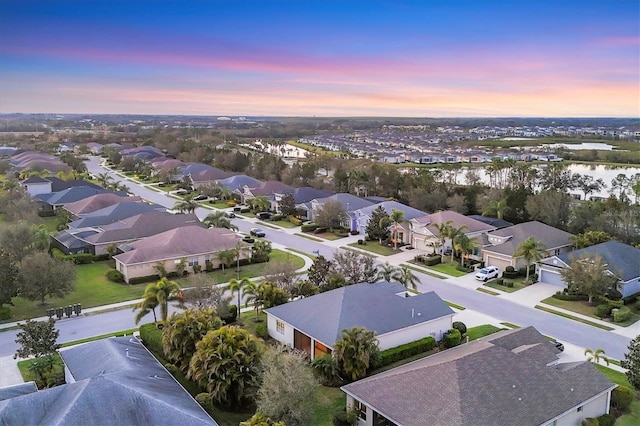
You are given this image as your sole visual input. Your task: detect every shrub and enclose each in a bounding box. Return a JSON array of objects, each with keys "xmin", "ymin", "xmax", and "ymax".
[
  {"xmin": 502, "ymin": 268, "xmax": 519, "ymax": 279},
  {"xmin": 496, "ymin": 278, "xmax": 504, "ymax": 285},
  {"xmin": 301, "ymin": 223, "xmax": 318, "ymax": 232},
  {"xmin": 192, "ymin": 264, "xmax": 202, "ymax": 274},
  {"xmin": 105, "ymin": 269, "xmax": 125, "ymax": 283},
  {"xmin": 164, "ymin": 363, "xmax": 178, "ymax": 374},
  {"xmin": 240, "ymin": 207, "xmax": 251, "ymax": 213},
  {"xmin": 0, "ymin": 306, "xmax": 11, "ymax": 321},
  {"xmin": 518, "ymin": 265, "xmax": 535, "ymax": 277},
  {"xmin": 195, "ymin": 392, "xmax": 212, "ymax": 408},
  {"xmin": 595, "ymin": 304, "xmax": 612, "ymax": 318},
  {"xmin": 226, "ymin": 200, "xmax": 236, "ymax": 207},
  {"xmin": 612, "ymin": 306, "xmax": 631, "ymax": 323},
  {"xmin": 256, "ymin": 322, "xmax": 268, "ymax": 338},
  {"xmin": 243, "ymin": 237, "xmax": 255, "ymax": 244},
  {"xmin": 424, "ymin": 256, "xmax": 441, "ymax": 266},
  {"xmin": 581, "ymin": 418, "xmax": 598, "ymax": 426},
  {"xmin": 552, "ymin": 291, "xmax": 589, "ymax": 301},
  {"xmin": 128, "ymin": 274, "xmax": 161, "ymax": 285},
  {"xmin": 289, "ymin": 216, "xmax": 303, "ymax": 226},
  {"xmin": 506, "ymin": 281, "xmax": 514, "ymax": 288},
  {"xmin": 444, "ymin": 329, "xmax": 462, "ymax": 348},
  {"xmin": 611, "ymin": 385, "xmax": 634, "ymax": 411},
  {"xmin": 505, "ymin": 266, "xmax": 515, "ymax": 273},
  {"xmin": 139, "ymin": 323, "xmax": 163, "ymax": 355},
  {"xmin": 455, "ymin": 265, "xmax": 473, "ymax": 273},
  {"xmin": 314, "ymin": 227, "xmax": 327, "ymax": 234},
  {"xmin": 414, "ymin": 254, "xmax": 426, "ymax": 263},
  {"xmin": 350, "ymin": 230, "xmax": 359, "ymax": 235},
  {"xmin": 597, "ymin": 414, "xmax": 615, "ymax": 426},
  {"xmin": 452, "ymin": 322, "xmax": 467, "ymax": 336},
  {"xmin": 270, "ymin": 214, "xmax": 286, "ymax": 221},
  {"xmin": 220, "ymin": 305, "xmax": 237, "ymax": 325},
  {"xmin": 604, "ymin": 288, "xmax": 622, "ymax": 301},
  {"xmin": 37, "ymin": 209, "xmax": 57, "ymax": 217},
  {"xmin": 357, "ymin": 239, "xmax": 365, "ymax": 245},
  {"xmin": 373, "ymin": 337, "xmax": 436, "ymax": 368},
  {"xmin": 312, "ymin": 354, "xmax": 342, "ymax": 387}
]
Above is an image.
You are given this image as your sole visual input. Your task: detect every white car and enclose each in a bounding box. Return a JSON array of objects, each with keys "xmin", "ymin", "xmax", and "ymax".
[{"xmin": 475, "ymin": 266, "xmax": 499, "ymax": 281}]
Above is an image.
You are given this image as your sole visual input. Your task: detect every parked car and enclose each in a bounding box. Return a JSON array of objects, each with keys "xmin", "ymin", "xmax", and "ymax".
[
  {"xmin": 551, "ymin": 340, "xmax": 565, "ymax": 352},
  {"xmin": 475, "ymin": 265, "xmax": 499, "ymax": 281},
  {"xmin": 250, "ymin": 228, "xmax": 266, "ymax": 237},
  {"xmin": 256, "ymin": 212, "xmax": 272, "ymax": 220},
  {"xmin": 224, "ymin": 211, "xmax": 236, "ymax": 218},
  {"xmin": 193, "ymin": 194, "xmax": 208, "ymax": 201}
]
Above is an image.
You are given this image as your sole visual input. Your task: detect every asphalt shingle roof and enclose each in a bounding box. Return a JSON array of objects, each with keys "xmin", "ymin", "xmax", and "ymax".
[
  {"xmin": 68, "ymin": 202, "xmax": 165, "ymax": 229},
  {"xmin": 64, "ymin": 193, "xmax": 142, "ymax": 215},
  {"xmin": 556, "ymin": 240, "xmax": 640, "ymax": 282},
  {"xmin": 356, "ymin": 200, "xmax": 426, "ymax": 221},
  {"xmin": 484, "ymin": 221, "xmax": 573, "ymax": 256}
]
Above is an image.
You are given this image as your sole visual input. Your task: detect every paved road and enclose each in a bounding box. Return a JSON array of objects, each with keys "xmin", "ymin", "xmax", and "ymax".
[{"xmin": 3, "ymin": 157, "xmax": 629, "ymax": 360}]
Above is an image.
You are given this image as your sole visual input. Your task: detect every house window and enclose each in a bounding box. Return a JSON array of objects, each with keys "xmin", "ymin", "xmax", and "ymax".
[
  {"xmin": 188, "ymin": 257, "xmax": 199, "ymax": 266},
  {"xmin": 204, "ymin": 255, "xmax": 210, "ymax": 262},
  {"xmin": 276, "ymin": 320, "xmax": 285, "ymax": 335},
  {"xmin": 554, "ymin": 249, "xmax": 560, "ymax": 256},
  {"xmin": 353, "ymin": 400, "xmax": 366, "ymax": 420},
  {"xmin": 118, "ymin": 263, "xmax": 123, "ymax": 272},
  {"xmin": 577, "ymin": 406, "xmax": 583, "ymax": 412}
]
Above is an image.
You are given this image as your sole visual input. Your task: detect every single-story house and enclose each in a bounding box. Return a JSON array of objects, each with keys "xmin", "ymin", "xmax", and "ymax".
[
  {"xmin": 310, "ymin": 193, "xmax": 375, "ymax": 230},
  {"xmin": 354, "ymin": 201, "xmax": 426, "ymax": 244},
  {"xmin": 467, "ymin": 214, "xmax": 513, "ymax": 229},
  {"xmin": 63, "ymin": 193, "xmax": 142, "ymax": 218},
  {"xmin": 342, "ymin": 326, "xmax": 615, "ymax": 426},
  {"xmin": 273, "ymin": 187, "xmax": 334, "ymax": 216},
  {"xmin": 33, "ymin": 186, "xmax": 111, "ymax": 212},
  {"xmin": 410, "ymin": 210, "xmax": 496, "ymax": 253},
  {"xmin": 113, "ymin": 225, "xmax": 246, "ymax": 283},
  {"xmin": 241, "ymin": 180, "xmax": 293, "ymax": 206},
  {"xmin": 482, "ymin": 221, "xmax": 573, "ymax": 272},
  {"xmin": 0, "ymin": 337, "xmax": 217, "ymax": 425},
  {"xmin": 264, "ymin": 282, "xmax": 454, "ymax": 360},
  {"xmin": 538, "ymin": 240, "xmax": 640, "ymax": 297},
  {"xmin": 68, "ymin": 201, "xmax": 165, "ymax": 229},
  {"xmin": 217, "ymin": 174, "xmax": 262, "ymax": 195}
]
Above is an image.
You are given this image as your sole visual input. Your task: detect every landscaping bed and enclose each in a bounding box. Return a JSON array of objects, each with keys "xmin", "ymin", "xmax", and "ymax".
[
  {"xmin": 347, "ymin": 241, "xmax": 398, "ymax": 256},
  {"xmin": 484, "ymin": 278, "xmax": 527, "ymax": 293},
  {"xmin": 541, "ymin": 296, "xmax": 640, "ymax": 327}
]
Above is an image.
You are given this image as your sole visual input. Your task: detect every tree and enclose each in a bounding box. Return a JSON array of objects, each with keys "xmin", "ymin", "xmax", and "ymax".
[
  {"xmin": 133, "ymin": 277, "xmax": 182, "ymax": 324},
  {"xmin": 332, "ymin": 250, "xmax": 377, "ymax": 285},
  {"xmin": 95, "ymin": 172, "xmax": 113, "ymax": 188},
  {"xmin": 433, "ymin": 220, "xmax": 453, "ymax": 264},
  {"xmin": 217, "ymin": 249, "xmax": 236, "ymax": 274},
  {"xmin": 0, "ymin": 221, "xmax": 36, "ymax": 263},
  {"xmin": 514, "ymin": 237, "xmax": 547, "ymax": 282},
  {"xmin": 256, "ymin": 346, "xmax": 318, "ymax": 426},
  {"xmin": 307, "ymin": 255, "xmax": 333, "ymax": 289},
  {"xmin": 203, "ymin": 211, "xmax": 237, "ymax": 231},
  {"xmin": 448, "ymin": 224, "xmax": 468, "ymax": 263},
  {"xmin": 389, "ymin": 209, "xmax": 405, "ymax": 250},
  {"xmin": 251, "ymin": 239, "xmax": 272, "ymax": 263},
  {"xmin": 31, "ymin": 224, "xmax": 50, "ymax": 251},
  {"xmin": 256, "ymin": 282, "xmax": 289, "ymax": 309},
  {"xmin": 244, "ymin": 281, "xmax": 264, "ymax": 320},
  {"xmin": 571, "ymin": 174, "xmax": 605, "ymax": 201},
  {"xmin": 173, "ymin": 193, "xmax": 199, "ymax": 214},
  {"xmin": 559, "ymin": 254, "xmax": 619, "ymax": 303},
  {"xmin": 18, "ymin": 253, "xmax": 76, "ymax": 304},
  {"xmin": 188, "ymin": 326, "xmax": 264, "ymax": 408},
  {"xmin": 182, "ymin": 274, "xmax": 230, "ymax": 313},
  {"xmin": 392, "ymin": 265, "xmax": 419, "ymax": 290},
  {"xmin": 240, "ymin": 412, "xmax": 286, "ymax": 426},
  {"xmin": 250, "ymin": 196, "xmax": 272, "ymax": 213},
  {"xmin": 584, "ymin": 348, "xmax": 609, "ymax": 366},
  {"xmin": 525, "ymin": 190, "xmax": 571, "ymax": 229},
  {"xmin": 0, "ymin": 248, "xmax": 18, "ymax": 306},
  {"xmin": 453, "ymin": 233, "xmax": 480, "ymax": 268},
  {"xmin": 621, "ymin": 334, "xmax": 640, "ymax": 391},
  {"xmin": 571, "ymin": 231, "xmax": 612, "ymax": 249},
  {"xmin": 333, "ymin": 326, "xmax": 379, "ymax": 381},
  {"xmin": 228, "ymin": 277, "xmax": 251, "ymax": 315},
  {"xmin": 482, "ymin": 198, "xmax": 510, "ymax": 220},
  {"xmin": 314, "ymin": 200, "xmax": 348, "ymax": 231},
  {"xmin": 162, "ymin": 308, "xmax": 222, "ymax": 373},
  {"xmin": 278, "ymin": 192, "xmax": 296, "ymax": 217},
  {"xmin": 14, "ymin": 318, "xmax": 60, "ymax": 359},
  {"xmin": 365, "ymin": 206, "xmax": 391, "ymax": 244},
  {"xmin": 376, "ymin": 262, "xmax": 398, "ymax": 282},
  {"xmin": 263, "ymin": 260, "xmax": 300, "ymax": 293}
]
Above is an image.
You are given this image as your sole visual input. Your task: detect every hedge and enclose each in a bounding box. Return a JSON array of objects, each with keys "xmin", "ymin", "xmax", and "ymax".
[
  {"xmin": 314, "ymin": 227, "xmax": 327, "ymax": 234},
  {"xmin": 455, "ymin": 265, "xmax": 474, "ymax": 273},
  {"xmin": 611, "ymin": 385, "xmax": 634, "ymax": 411},
  {"xmin": 502, "ymin": 270, "xmax": 519, "ymax": 279},
  {"xmin": 106, "ymin": 269, "xmax": 125, "ymax": 283},
  {"xmin": 128, "ymin": 274, "xmax": 161, "ymax": 285},
  {"xmin": 595, "ymin": 304, "xmax": 612, "ymax": 318},
  {"xmin": 289, "ymin": 216, "xmax": 303, "ymax": 226},
  {"xmin": 270, "ymin": 214, "xmax": 286, "ymax": 222},
  {"xmin": 51, "ymin": 248, "xmax": 94, "ymax": 264},
  {"xmin": 552, "ymin": 291, "xmax": 589, "ymax": 301},
  {"xmin": 0, "ymin": 306, "xmax": 11, "ymax": 321},
  {"xmin": 597, "ymin": 414, "xmax": 616, "ymax": 426},
  {"xmin": 444, "ymin": 329, "xmax": 462, "ymax": 348},
  {"xmin": 373, "ymin": 336, "xmax": 436, "ymax": 368},
  {"xmin": 139, "ymin": 323, "xmax": 163, "ymax": 355},
  {"xmin": 424, "ymin": 256, "xmax": 441, "ymax": 266},
  {"xmin": 613, "ymin": 306, "xmax": 631, "ymax": 323},
  {"xmin": 301, "ymin": 223, "xmax": 318, "ymax": 232}
]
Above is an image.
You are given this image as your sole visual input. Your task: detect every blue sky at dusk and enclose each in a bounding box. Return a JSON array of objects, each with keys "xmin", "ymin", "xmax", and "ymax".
[{"xmin": 1, "ymin": 0, "xmax": 638, "ymax": 116}]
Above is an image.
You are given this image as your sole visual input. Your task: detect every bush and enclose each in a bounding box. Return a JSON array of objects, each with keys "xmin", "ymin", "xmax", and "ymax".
[
  {"xmin": 581, "ymin": 418, "xmax": 598, "ymax": 426},
  {"xmin": 226, "ymin": 200, "xmax": 236, "ymax": 207},
  {"xmin": 357, "ymin": 239, "xmax": 365, "ymax": 245},
  {"xmin": 128, "ymin": 274, "xmax": 161, "ymax": 285},
  {"xmin": 518, "ymin": 265, "xmax": 535, "ymax": 277},
  {"xmin": 455, "ymin": 265, "xmax": 473, "ymax": 273},
  {"xmin": 51, "ymin": 248, "xmax": 94, "ymax": 264},
  {"xmin": 597, "ymin": 414, "xmax": 615, "ymax": 426},
  {"xmin": 595, "ymin": 304, "xmax": 612, "ymax": 318},
  {"xmin": 350, "ymin": 229, "xmax": 359, "ymax": 235},
  {"xmin": 612, "ymin": 306, "xmax": 631, "ymax": 323},
  {"xmin": 611, "ymin": 385, "xmax": 634, "ymax": 411},
  {"xmin": 312, "ymin": 354, "xmax": 342, "ymax": 387},
  {"xmin": 220, "ymin": 305, "xmax": 238, "ymax": 325},
  {"xmin": 164, "ymin": 363, "xmax": 178, "ymax": 374},
  {"xmin": 452, "ymin": 321, "xmax": 467, "ymax": 336},
  {"xmin": 496, "ymin": 278, "xmax": 504, "ymax": 285},
  {"xmin": 270, "ymin": 214, "xmax": 286, "ymax": 221},
  {"xmin": 314, "ymin": 227, "xmax": 327, "ymax": 234},
  {"xmin": 424, "ymin": 256, "xmax": 441, "ymax": 266},
  {"xmin": 195, "ymin": 392, "xmax": 212, "ymax": 408},
  {"xmin": 243, "ymin": 236, "xmax": 255, "ymax": 244},
  {"xmin": 0, "ymin": 306, "xmax": 11, "ymax": 321},
  {"xmin": 105, "ymin": 269, "xmax": 125, "ymax": 283},
  {"xmin": 373, "ymin": 337, "xmax": 436, "ymax": 368},
  {"xmin": 37, "ymin": 209, "xmax": 57, "ymax": 217},
  {"xmin": 604, "ymin": 288, "xmax": 622, "ymax": 301},
  {"xmin": 444, "ymin": 329, "xmax": 462, "ymax": 348},
  {"xmin": 502, "ymin": 268, "xmax": 519, "ymax": 279},
  {"xmin": 139, "ymin": 323, "xmax": 163, "ymax": 355},
  {"xmin": 301, "ymin": 223, "xmax": 317, "ymax": 232},
  {"xmin": 289, "ymin": 216, "xmax": 303, "ymax": 226},
  {"xmin": 505, "ymin": 266, "xmax": 515, "ymax": 273},
  {"xmin": 506, "ymin": 281, "xmax": 514, "ymax": 288},
  {"xmin": 256, "ymin": 322, "xmax": 268, "ymax": 338},
  {"xmin": 240, "ymin": 207, "xmax": 251, "ymax": 213},
  {"xmin": 552, "ymin": 291, "xmax": 589, "ymax": 301}
]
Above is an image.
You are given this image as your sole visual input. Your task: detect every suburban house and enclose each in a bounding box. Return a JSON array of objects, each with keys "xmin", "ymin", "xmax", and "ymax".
[
  {"xmin": 51, "ymin": 212, "xmax": 201, "ymax": 256},
  {"xmin": 467, "ymin": 214, "xmax": 514, "ymax": 230},
  {"xmin": 68, "ymin": 201, "xmax": 165, "ymax": 229},
  {"xmin": 341, "ymin": 326, "xmax": 615, "ymax": 426},
  {"xmin": 0, "ymin": 337, "xmax": 217, "ymax": 425},
  {"xmin": 113, "ymin": 225, "xmax": 246, "ymax": 283},
  {"xmin": 310, "ymin": 193, "xmax": 375, "ymax": 230},
  {"xmin": 33, "ymin": 186, "xmax": 111, "ymax": 212},
  {"xmin": 409, "ymin": 210, "xmax": 496, "ymax": 253},
  {"xmin": 353, "ymin": 200, "xmax": 426, "ymax": 243},
  {"xmin": 241, "ymin": 180, "xmax": 293, "ymax": 206},
  {"xmin": 63, "ymin": 193, "xmax": 142, "ymax": 218},
  {"xmin": 187, "ymin": 165, "xmax": 236, "ymax": 189},
  {"xmin": 22, "ymin": 176, "xmax": 103, "ymax": 197},
  {"xmin": 481, "ymin": 221, "xmax": 573, "ymax": 272},
  {"xmin": 538, "ymin": 241, "xmax": 640, "ymax": 297},
  {"xmin": 273, "ymin": 186, "xmax": 334, "ymax": 216},
  {"xmin": 217, "ymin": 174, "xmax": 262, "ymax": 195},
  {"xmin": 264, "ymin": 282, "xmax": 454, "ymax": 360}
]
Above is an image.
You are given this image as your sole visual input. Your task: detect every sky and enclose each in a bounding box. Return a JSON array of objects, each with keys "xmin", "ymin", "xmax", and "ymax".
[{"xmin": 0, "ymin": 0, "xmax": 639, "ymax": 117}]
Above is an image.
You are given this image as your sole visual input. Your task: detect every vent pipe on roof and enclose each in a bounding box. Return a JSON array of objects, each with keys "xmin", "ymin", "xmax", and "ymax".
[{"xmin": 412, "ymin": 308, "xmax": 414, "ymax": 318}]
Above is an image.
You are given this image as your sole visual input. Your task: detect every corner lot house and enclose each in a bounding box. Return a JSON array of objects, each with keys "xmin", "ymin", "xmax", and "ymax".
[
  {"xmin": 265, "ymin": 282, "xmax": 454, "ymax": 360},
  {"xmin": 538, "ymin": 240, "xmax": 640, "ymax": 297},
  {"xmin": 0, "ymin": 337, "xmax": 217, "ymax": 425},
  {"xmin": 113, "ymin": 225, "xmax": 246, "ymax": 283},
  {"xmin": 342, "ymin": 326, "xmax": 615, "ymax": 426},
  {"xmin": 482, "ymin": 221, "xmax": 573, "ymax": 271}
]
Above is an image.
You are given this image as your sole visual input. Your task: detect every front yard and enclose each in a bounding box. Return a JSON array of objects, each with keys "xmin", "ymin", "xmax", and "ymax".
[
  {"xmin": 425, "ymin": 259, "xmax": 469, "ymax": 277},
  {"xmin": 541, "ymin": 296, "xmax": 640, "ymax": 327},
  {"xmin": 347, "ymin": 241, "xmax": 398, "ymax": 256},
  {"xmin": 483, "ymin": 278, "xmax": 527, "ymax": 293}
]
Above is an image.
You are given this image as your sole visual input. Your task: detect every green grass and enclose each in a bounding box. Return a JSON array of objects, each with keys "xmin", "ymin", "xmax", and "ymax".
[
  {"xmin": 313, "ymin": 232, "xmax": 344, "ymax": 241},
  {"xmin": 238, "ymin": 310, "xmax": 267, "ymax": 336},
  {"xmin": 423, "ymin": 260, "xmax": 468, "ymax": 277},
  {"xmin": 310, "ymin": 386, "xmax": 345, "ymax": 425},
  {"xmin": 295, "ymin": 233, "xmax": 323, "ymax": 242},
  {"xmin": 466, "ymin": 324, "xmax": 504, "ymax": 341},
  {"xmin": 477, "ymin": 287, "xmax": 499, "ymax": 296},
  {"xmin": 401, "ymin": 263, "xmax": 448, "ymax": 279},
  {"xmin": 541, "ymin": 297, "xmax": 640, "ymax": 327},
  {"xmin": 256, "ymin": 222, "xmax": 279, "ymax": 230},
  {"xmin": 347, "ymin": 242, "xmax": 398, "ymax": 256},
  {"xmin": 60, "ymin": 328, "xmax": 139, "ymax": 347},
  {"xmin": 286, "ymin": 247, "xmax": 316, "ymax": 260},
  {"xmin": 534, "ymin": 305, "xmax": 615, "ymax": 331},
  {"xmin": 445, "ymin": 301, "xmax": 465, "ymax": 310},
  {"xmin": 483, "ymin": 279, "xmax": 526, "ymax": 293},
  {"xmin": 3, "ymin": 262, "xmax": 147, "ymax": 322},
  {"xmin": 267, "ymin": 219, "xmax": 298, "ymax": 229},
  {"xmin": 500, "ymin": 322, "xmax": 520, "ymax": 329},
  {"xmin": 17, "ymin": 354, "xmax": 64, "ymax": 384}
]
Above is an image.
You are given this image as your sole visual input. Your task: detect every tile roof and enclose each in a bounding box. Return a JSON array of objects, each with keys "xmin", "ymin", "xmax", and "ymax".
[
  {"xmin": 555, "ymin": 241, "xmax": 640, "ymax": 282},
  {"xmin": 64, "ymin": 193, "xmax": 142, "ymax": 215},
  {"xmin": 342, "ymin": 327, "xmax": 614, "ymax": 426},
  {"xmin": 485, "ymin": 221, "xmax": 573, "ymax": 256},
  {"xmin": 265, "ymin": 282, "xmax": 454, "ymax": 347},
  {"xmin": 114, "ymin": 225, "xmax": 241, "ymax": 265}
]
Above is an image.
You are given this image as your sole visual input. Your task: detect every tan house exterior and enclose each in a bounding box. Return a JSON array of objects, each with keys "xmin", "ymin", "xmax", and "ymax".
[
  {"xmin": 409, "ymin": 210, "xmax": 496, "ymax": 253},
  {"xmin": 113, "ymin": 225, "xmax": 247, "ymax": 283}
]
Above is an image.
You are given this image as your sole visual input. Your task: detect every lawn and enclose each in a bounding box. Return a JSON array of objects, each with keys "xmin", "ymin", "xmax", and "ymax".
[
  {"xmin": 18, "ymin": 354, "xmax": 65, "ymax": 386},
  {"xmin": 401, "ymin": 263, "xmax": 448, "ymax": 279},
  {"xmin": 534, "ymin": 305, "xmax": 614, "ymax": 331},
  {"xmin": 347, "ymin": 242, "xmax": 398, "ymax": 256},
  {"xmin": 310, "ymin": 386, "xmax": 345, "ymax": 426},
  {"xmin": 594, "ymin": 365, "xmax": 639, "ymax": 426},
  {"xmin": 3, "ymin": 262, "xmax": 147, "ymax": 322},
  {"xmin": 483, "ymin": 278, "xmax": 527, "ymax": 293},
  {"xmin": 466, "ymin": 324, "xmax": 504, "ymax": 341},
  {"xmin": 294, "ymin": 233, "xmax": 324, "ymax": 242},
  {"xmin": 423, "ymin": 260, "xmax": 469, "ymax": 277},
  {"xmin": 541, "ymin": 297, "xmax": 640, "ymax": 327},
  {"xmin": 266, "ymin": 219, "xmax": 298, "ymax": 229},
  {"xmin": 312, "ymin": 232, "xmax": 345, "ymax": 241},
  {"xmin": 476, "ymin": 287, "xmax": 499, "ymax": 296}
]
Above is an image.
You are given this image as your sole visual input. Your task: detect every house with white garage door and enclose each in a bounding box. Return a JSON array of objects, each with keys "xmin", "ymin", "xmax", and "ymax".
[
  {"xmin": 538, "ymin": 240, "xmax": 640, "ymax": 297},
  {"xmin": 481, "ymin": 221, "xmax": 573, "ymax": 272}
]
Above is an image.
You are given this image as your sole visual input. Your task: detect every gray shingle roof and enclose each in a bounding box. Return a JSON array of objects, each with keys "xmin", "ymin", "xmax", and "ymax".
[
  {"xmin": 356, "ymin": 200, "xmax": 426, "ymax": 221},
  {"xmin": 556, "ymin": 241, "xmax": 640, "ymax": 282},
  {"xmin": 414, "ymin": 210, "xmax": 497, "ymax": 234},
  {"xmin": 342, "ymin": 327, "xmax": 614, "ymax": 426},
  {"xmin": 64, "ymin": 193, "xmax": 142, "ymax": 215},
  {"xmin": 285, "ymin": 187, "xmax": 334, "ymax": 204},
  {"xmin": 218, "ymin": 175, "xmax": 262, "ymax": 191},
  {"xmin": 68, "ymin": 202, "xmax": 165, "ymax": 229},
  {"xmin": 0, "ymin": 337, "xmax": 217, "ymax": 425},
  {"xmin": 33, "ymin": 186, "xmax": 109, "ymax": 206},
  {"xmin": 315, "ymin": 193, "xmax": 374, "ymax": 212},
  {"xmin": 265, "ymin": 282, "xmax": 454, "ymax": 347},
  {"xmin": 484, "ymin": 221, "xmax": 573, "ymax": 256},
  {"xmin": 0, "ymin": 382, "xmax": 38, "ymax": 402}
]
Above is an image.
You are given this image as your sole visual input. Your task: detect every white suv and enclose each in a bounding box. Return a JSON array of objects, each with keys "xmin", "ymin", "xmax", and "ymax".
[{"xmin": 475, "ymin": 266, "xmax": 499, "ymax": 282}]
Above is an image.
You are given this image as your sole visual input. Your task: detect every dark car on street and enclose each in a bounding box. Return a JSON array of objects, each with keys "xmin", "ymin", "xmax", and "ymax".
[{"xmin": 250, "ymin": 228, "xmax": 266, "ymax": 237}]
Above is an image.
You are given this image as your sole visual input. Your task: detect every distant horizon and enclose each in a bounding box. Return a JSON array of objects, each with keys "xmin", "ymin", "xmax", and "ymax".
[{"xmin": 1, "ymin": 1, "xmax": 638, "ymax": 117}]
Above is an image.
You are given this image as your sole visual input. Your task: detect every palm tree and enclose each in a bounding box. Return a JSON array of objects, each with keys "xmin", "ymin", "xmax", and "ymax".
[
  {"xmin": 389, "ymin": 209, "xmax": 405, "ymax": 250},
  {"xmin": 584, "ymin": 348, "xmax": 610, "ymax": 366},
  {"xmin": 217, "ymin": 249, "xmax": 236, "ymax": 274},
  {"xmin": 173, "ymin": 193, "xmax": 199, "ymax": 214},
  {"xmin": 228, "ymin": 277, "xmax": 251, "ymax": 314},
  {"xmin": 448, "ymin": 224, "xmax": 468, "ymax": 263},
  {"xmin": 96, "ymin": 172, "xmax": 113, "ymax": 188},
  {"xmin": 333, "ymin": 326, "xmax": 379, "ymax": 381},
  {"xmin": 252, "ymin": 195, "xmax": 271, "ymax": 213},
  {"xmin": 203, "ymin": 211, "xmax": 238, "ymax": 231},
  {"xmin": 482, "ymin": 198, "xmax": 510, "ymax": 220},
  {"xmin": 376, "ymin": 262, "xmax": 398, "ymax": 282},
  {"xmin": 433, "ymin": 221, "xmax": 453, "ymax": 263},
  {"xmin": 393, "ymin": 265, "xmax": 420, "ymax": 290},
  {"xmin": 133, "ymin": 277, "xmax": 182, "ymax": 324},
  {"xmin": 244, "ymin": 281, "xmax": 264, "ymax": 320},
  {"xmin": 31, "ymin": 224, "xmax": 50, "ymax": 251},
  {"xmin": 514, "ymin": 237, "xmax": 547, "ymax": 282},
  {"xmin": 453, "ymin": 233, "xmax": 480, "ymax": 267}
]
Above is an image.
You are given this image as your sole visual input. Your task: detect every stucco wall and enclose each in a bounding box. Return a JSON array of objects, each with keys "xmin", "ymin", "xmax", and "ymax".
[
  {"xmin": 266, "ymin": 313, "xmax": 295, "ymax": 348},
  {"xmin": 377, "ymin": 316, "xmax": 453, "ymax": 350},
  {"xmin": 549, "ymin": 392, "xmax": 610, "ymax": 426}
]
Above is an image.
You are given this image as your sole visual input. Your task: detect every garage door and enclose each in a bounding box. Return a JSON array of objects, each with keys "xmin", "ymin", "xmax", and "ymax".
[
  {"xmin": 539, "ymin": 268, "xmax": 565, "ymax": 286},
  {"xmin": 486, "ymin": 256, "xmax": 511, "ymax": 272}
]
